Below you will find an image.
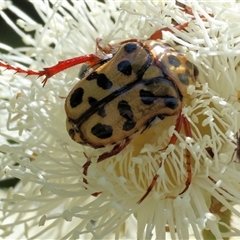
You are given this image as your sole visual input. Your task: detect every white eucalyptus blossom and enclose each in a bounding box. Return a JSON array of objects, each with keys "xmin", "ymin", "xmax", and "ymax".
[{"xmin": 0, "ymin": 1, "xmax": 240, "ymax": 239}]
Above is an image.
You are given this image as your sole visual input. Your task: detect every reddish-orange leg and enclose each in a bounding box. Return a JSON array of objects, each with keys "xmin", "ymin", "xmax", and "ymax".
[
  {"xmin": 0, "ymin": 54, "xmax": 101, "ymax": 87},
  {"xmin": 149, "ymin": 22, "xmax": 190, "ymax": 41},
  {"xmin": 137, "ymin": 112, "xmax": 192, "ymax": 204},
  {"xmin": 150, "ymin": 1, "xmax": 214, "ymax": 40},
  {"xmin": 82, "ymin": 138, "xmax": 131, "ymax": 197},
  {"xmin": 96, "ymin": 22, "xmax": 189, "ymax": 53},
  {"xmin": 177, "ymin": 1, "xmax": 214, "ymax": 18}
]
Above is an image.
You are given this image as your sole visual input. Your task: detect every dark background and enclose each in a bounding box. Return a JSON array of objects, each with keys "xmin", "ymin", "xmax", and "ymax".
[
  {"xmin": 0, "ymin": 0, "xmax": 44, "ymax": 47},
  {"xmin": 0, "ymin": 0, "xmax": 43, "ymax": 188},
  {"xmin": 0, "ymin": 0, "xmax": 108, "ymax": 188}
]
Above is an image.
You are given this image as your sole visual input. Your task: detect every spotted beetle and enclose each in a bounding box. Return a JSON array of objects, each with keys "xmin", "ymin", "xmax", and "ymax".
[{"xmin": 0, "ymin": 5, "xmax": 203, "ymax": 203}]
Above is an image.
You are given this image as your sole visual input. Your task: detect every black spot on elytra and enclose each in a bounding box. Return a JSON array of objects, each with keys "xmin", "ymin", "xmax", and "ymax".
[
  {"xmin": 88, "ymin": 97, "xmax": 106, "ymax": 117},
  {"xmin": 88, "ymin": 96, "xmax": 97, "ymax": 105},
  {"xmin": 164, "ymin": 98, "xmax": 179, "ymax": 109},
  {"xmin": 168, "ymin": 55, "xmax": 181, "ymax": 68},
  {"xmin": 70, "ymin": 87, "xmax": 84, "ymax": 108},
  {"xmin": 97, "ymin": 108, "xmax": 106, "ymax": 117},
  {"xmin": 139, "ymin": 89, "xmax": 157, "ymax": 105},
  {"xmin": 118, "ymin": 100, "xmax": 136, "ymax": 131},
  {"xmin": 193, "ymin": 65, "xmax": 199, "ymax": 78},
  {"xmin": 178, "ymin": 73, "xmax": 189, "ymax": 85},
  {"xmin": 86, "ymin": 72, "xmax": 113, "ymax": 89},
  {"xmin": 185, "ymin": 69, "xmax": 190, "ymax": 76},
  {"xmin": 68, "ymin": 128, "xmax": 75, "ymax": 138},
  {"xmin": 91, "ymin": 123, "xmax": 113, "ymax": 139},
  {"xmin": 186, "ymin": 61, "xmax": 199, "ymax": 80},
  {"xmin": 124, "ymin": 43, "xmax": 137, "ymax": 53},
  {"xmin": 117, "ymin": 60, "xmax": 132, "ymax": 76},
  {"xmin": 186, "ymin": 60, "xmax": 193, "ymax": 70}
]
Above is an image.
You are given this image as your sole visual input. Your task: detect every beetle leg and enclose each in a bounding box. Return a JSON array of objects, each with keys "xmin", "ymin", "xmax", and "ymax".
[
  {"xmin": 137, "ymin": 113, "xmax": 193, "ymax": 203},
  {"xmin": 176, "ymin": 0, "xmax": 214, "ymax": 18},
  {"xmin": 98, "ymin": 138, "xmax": 132, "ymax": 162},
  {"xmin": 149, "ymin": 1, "xmax": 214, "ymax": 41},
  {"xmin": 177, "ymin": 115, "xmax": 192, "ymax": 195},
  {"xmin": 82, "ymin": 154, "xmax": 102, "ymax": 197},
  {"xmin": 96, "ymin": 38, "xmax": 116, "ymax": 54},
  {"xmin": 0, "ymin": 54, "xmax": 101, "ymax": 87},
  {"xmin": 82, "ymin": 138, "xmax": 131, "ymax": 197},
  {"xmin": 137, "ymin": 162, "xmax": 162, "ymax": 204},
  {"xmin": 149, "ymin": 22, "xmax": 189, "ymax": 41},
  {"xmin": 175, "ymin": 0, "xmax": 200, "ymax": 17}
]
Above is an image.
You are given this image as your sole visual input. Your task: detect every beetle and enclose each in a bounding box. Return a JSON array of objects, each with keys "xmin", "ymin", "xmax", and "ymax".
[{"xmin": 0, "ymin": 3, "xmax": 203, "ymax": 203}]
